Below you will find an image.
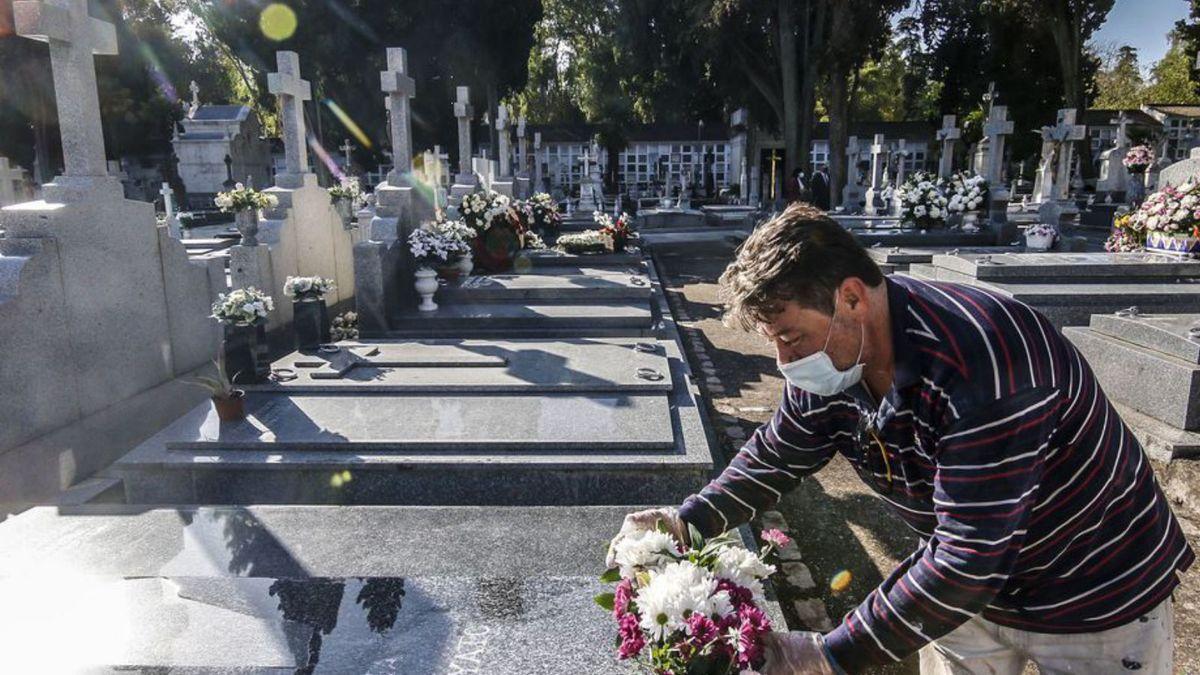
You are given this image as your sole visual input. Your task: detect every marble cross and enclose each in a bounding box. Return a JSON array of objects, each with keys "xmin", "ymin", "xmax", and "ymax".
[
  {"xmin": 516, "ymin": 115, "xmax": 528, "ymax": 175},
  {"xmin": 1050, "ymin": 108, "xmax": 1086, "ymax": 201},
  {"xmin": 267, "ymin": 51, "xmax": 312, "ymax": 177},
  {"xmin": 982, "ymin": 105, "xmax": 1014, "ymax": 186},
  {"xmin": 14, "ymin": 0, "xmax": 117, "ymax": 178},
  {"xmin": 893, "ymin": 138, "xmax": 910, "ymax": 186},
  {"xmin": 340, "ymin": 138, "xmax": 354, "ymax": 171},
  {"xmin": 380, "ymin": 47, "xmax": 415, "ymax": 183},
  {"xmin": 496, "ymin": 105, "xmax": 511, "ymax": 178},
  {"xmin": 159, "ymin": 181, "xmax": 175, "ymax": 217},
  {"xmin": 533, "ymin": 131, "xmax": 543, "ymax": 189},
  {"xmin": 1109, "ymin": 111, "xmax": 1131, "ymax": 149},
  {"xmin": 453, "ymin": 86, "xmax": 474, "ymax": 178},
  {"xmin": 868, "ymin": 134, "xmax": 886, "ymax": 190},
  {"xmin": 936, "ymin": 115, "xmax": 961, "ymax": 179}
]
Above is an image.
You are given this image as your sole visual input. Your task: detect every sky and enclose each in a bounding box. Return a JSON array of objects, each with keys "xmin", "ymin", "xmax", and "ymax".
[{"xmin": 1092, "ymin": 0, "xmax": 1191, "ymax": 67}]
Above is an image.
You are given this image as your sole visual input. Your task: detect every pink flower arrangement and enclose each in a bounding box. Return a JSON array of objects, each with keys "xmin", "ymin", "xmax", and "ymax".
[
  {"xmin": 598, "ymin": 524, "xmax": 787, "ymax": 674},
  {"xmin": 1123, "ymin": 145, "xmax": 1155, "ymax": 172},
  {"xmin": 1130, "ymin": 181, "xmax": 1200, "ymax": 238}
]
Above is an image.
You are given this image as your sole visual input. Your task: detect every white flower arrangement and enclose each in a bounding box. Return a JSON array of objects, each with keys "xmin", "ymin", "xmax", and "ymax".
[
  {"xmin": 523, "ymin": 231, "xmax": 547, "ymax": 250},
  {"xmin": 214, "ymin": 183, "xmax": 277, "ymax": 213},
  {"xmin": 283, "ymin": 276, "xmax": 335, "ymax": 301},
  {"xmin": 946, "ymin": 172, "xmax": 988, "ymax": 213},
  {"xmin": 330, "ymin": 311, "xmax": 359, "ymax": 340},
  {"xmin": 528, "ymin": 192, "xmax": 562, "ymax": 232},
  {"xmin": 897, "ymin": 171, "xmax": 949, "ymax": 228},
  {"xmin": 460, "ymin": 190, "xmax": 512, "ymax": 233},
  {"xmin": 328, "ymin": 176, "xmax": 362, "ymax": 204},
  {"xmin": 556, "ymin": 229, "xmax": 614, "ymax": 254},
  {"xmin": 408, "ymin": 224, "xmax": 472, "ymax": 267},
  {"xmin": 211, "ymin": 287, "xmax": 274, "ymax": 325}
]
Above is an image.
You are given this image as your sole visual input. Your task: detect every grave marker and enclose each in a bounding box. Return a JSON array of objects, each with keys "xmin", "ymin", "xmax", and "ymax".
[
  {"xmin": 936, "ymin": 115, "xmax": 960, "ymax": 179},
  {"xmin": 864, "ymin": 134, "xmax": 887, "ymax": 216},
  {"xmin": 266, "ymin": 51, "xmax": 312, "ymax": 184},
  {"xmin": 380, "ymin": 47, "xmax": 415, "ymax": 185}
]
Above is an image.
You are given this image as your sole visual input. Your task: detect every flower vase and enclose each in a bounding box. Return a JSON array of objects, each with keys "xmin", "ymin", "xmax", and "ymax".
[
  {"xmin": 1127, "ymin": 174, "xmax": 1146, "ymax": 204},
  {"xmin": 472, "ymin": 224, "xmax": 521, "ymax": 273},
  {"xmin": 1025, "ymin": 232, "xmax": 1056, "ymax": 251},
  {"xmin": 223, "ymin": 322, "xmax": 269, "ymax": 384},
  {"xmin": 235, "ymin": 210, "xmax": 261, "ymax": 246},
  {"xmin": 945, "ymin": 213, "xmax": 964, "ymax": 230},
  {"xmin": 293, "ymin": 295, "xmax": 329, "ymax": 351},
  {"xmin": 1145, "ymin": 231, "xmax": 1200, "ymax": 256},
  {"xmin": 334, "ymin": 199, "xmax": 357, "ymax": 231},
  {"xmin": 414, "ymin": 268, "xmax": 440, "ymax": 311},
  {"xmin": 456, "ymin": 252, "xmax": 475, "ymax": 278}
]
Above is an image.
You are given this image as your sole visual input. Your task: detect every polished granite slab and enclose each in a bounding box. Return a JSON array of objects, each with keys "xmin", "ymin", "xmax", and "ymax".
[
  {"xmin": 926, "ymin": 251, "xmax": 1200, "ymax": 281},
  {"xmin": 0, "ymin": 506, "xmax": 782, "ymax": 673},
  {"xmin": 257, "ymin": 339, "xmax": 673, "ymax": 393},
  {"xmin": 442, "ymin": 269, "xmax": 653, "ymax": 303}
]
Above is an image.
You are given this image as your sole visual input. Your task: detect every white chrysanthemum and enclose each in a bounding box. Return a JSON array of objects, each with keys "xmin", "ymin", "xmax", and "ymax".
[
  {"xmin": 712, "ymin": 546, "xmax": 775, "ymax": 593},
  {"xmin": 613, "ymin": 529, "xmax": 678, "ymax": 577},
  {"xmin": 636, "ymin": 561, "xmax": 720, "ymax": 641}
]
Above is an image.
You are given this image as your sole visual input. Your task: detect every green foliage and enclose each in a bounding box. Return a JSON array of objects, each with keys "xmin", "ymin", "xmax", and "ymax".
[
  {"xmin": 599, "ymin": 567, "xmax": 622, "ymax": 584},
  {"xmin": 1093, "ymin": 45, "xmax": 1146, "ymax": 108},
  {"xmin": 593, "ymin": 592, "xmax": 616, "ymax": 611},
  {"xmin": 1144, "ymin": 31, "xmax": 1200, "ymax": 104}
]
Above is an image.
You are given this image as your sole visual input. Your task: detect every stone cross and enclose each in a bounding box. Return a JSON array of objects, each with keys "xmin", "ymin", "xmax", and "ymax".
[
  {"xmin": 266, "ymin": 51, "xmax": 312, "ymax": 177},
  {"xmin": 840, "ymin": 136, "xmax": 863, "ymax": 209},
  {"xmin": 380, "ymin": 47, "xmax": 415, "ymax": 183},
  {"xmin": 864, "ymin": 134, "xmax": 887, "ymax": 215},
  {"xmin": 1051, "ymin": 109, "xmax": 1086, "ymax": 201},
  {"xmin": 189, "ymin": 80, "xmax": 200, "ymax": 112},
  {"xmin": 159, "ymin": 181, "xmax": 181, "ymax": 238},
  {"xmin": 340, "ymin": 138, "xmax": 354, "ymax": 172},
  {"xmin": 893, "ymin": 139, "xmax": 910, "ymax": 187},
  {"xmin": 1109, "ymin": 111, "xmax": 1131, "ymax": 149},
  {"xmin": 496, "ymin": 105, "xmax": 511, "ymax": 178},
  {"xmin": 516, "ymin": 115, "xmax": 528, "ymax": 176},
  {"xmin": 534, "ymin": 131, "xmax": 543, "ymax": 190},
  {"xmin": 936, "ymin": 115, "xmax": 961, "ymax": 179},
  {"xmin": 453, "ymin": 86, "xmax": 474, "ymax": 179},
  {"xmin": 1031, "ymin": 127, "xmax": 1059, "ymax": 204},
  {"xmin": 982, "ymin": 105, "xmax": 1014, "ymax": 185},
  {"xmin": 14, "ymin": 0, "xmax": 118, "ymax": 178}
]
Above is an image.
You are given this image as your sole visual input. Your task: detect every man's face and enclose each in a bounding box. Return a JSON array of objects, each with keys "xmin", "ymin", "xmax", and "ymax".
[{"xmin": 759, "ymin": 297, "xmax": 861, "ymax": 370}]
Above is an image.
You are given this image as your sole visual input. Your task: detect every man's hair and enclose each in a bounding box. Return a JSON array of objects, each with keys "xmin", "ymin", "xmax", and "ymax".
[{"xmin": 720, "ymin": 202, "xmax": 884, "ymax": 331}]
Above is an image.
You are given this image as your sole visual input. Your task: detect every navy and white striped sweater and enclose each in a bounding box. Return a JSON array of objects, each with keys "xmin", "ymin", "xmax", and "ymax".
[{"xmin": 679, "ymin": 275, "xmax": 1194, "ymax": 673}]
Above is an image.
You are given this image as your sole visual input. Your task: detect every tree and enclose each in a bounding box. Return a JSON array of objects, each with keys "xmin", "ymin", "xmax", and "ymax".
[
  {"xmin": 1093, "ymin": 44, "xmax": 1146, "ymax": 108},
  {"xmin": 1144, "ymin": 30, "xmax": 1200, "ymax": 104}
]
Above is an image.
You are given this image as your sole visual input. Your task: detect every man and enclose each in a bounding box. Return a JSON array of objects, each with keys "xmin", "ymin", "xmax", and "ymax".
[
  {"xmin": 811, "ymin": 164, "xmax": 831, "ymax": 211},
  {"xmin": 608, "ymin": 204, "xmax": 1192, "ymax": 674}
]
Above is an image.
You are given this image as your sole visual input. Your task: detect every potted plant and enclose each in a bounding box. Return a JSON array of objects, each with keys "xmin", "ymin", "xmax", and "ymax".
[
  {"xmin": 425, "ymin": 219, "xmax": 477, "ymax": 280},
  {"xmin": 461, "ymin": 189, "xmax": 526, "ymax": 273},
  {"xmin": 214, "ymin": 183, "xmax": 278, "ymax": 246},
  {"xmin": 594, "ymin": 211, "xmax": 634, "ymax": 250},
  {"xmin": 1024, "ymin": 223, "xmax": 1058, "ymax": 251},
  {"xmin": 897, "ymin": 171, "xmax": 949, "ymax": 230},
  {"xmin": 1130, "ymin": 181, "xmax": 1200, "ymax": 256},
  {"xmin": 328, "ymin": 176, "xmax": 363, "ymax": 230},
  {"xmin": 408, "ymin": 226, "xmax": 469, "ymax": 311},
  {"xmin": 189, "ymin": 353, "xmax": 246, "ymax": 422},
  {"xmin": 210, "ymin": 287, "xmax": 274, "ymax": 384},
  {"xmin": 284, "ymin": 276, "xmax": 335, "ymax": 350}
]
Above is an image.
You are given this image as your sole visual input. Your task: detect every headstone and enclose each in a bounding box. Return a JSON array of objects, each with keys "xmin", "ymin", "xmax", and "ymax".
[
  {"xmin": 936, "ymin": 115, "xmax": 960, "ymax": 179},
  {"xmin": 533, "ymin": 131, "xmax": 544, "ymax": 193},
  {"xmin": 380, "ymin": 47, "xmax": 415, "ymax": 187},
  {"xmin": 1097, "ymin": 111, "xmax": 1132, "ymax": 196},
  {"xmin": 840, "ymin": 135, "xmax": 864, "ymax": 210},
  {"xmin": 982, "ymin": 105, "xmax": 1014, "ymax": 187},
  {"xmin": 864, "ymin": 134, "xmax": 887, "ymax": 216},
  {"xmin": 1030, "ymin": 128, "xmax": 1058, "ymax": 206},
  {"xmin": 0, "ymin": 156, "xmax": 25, "ymax": 206},
  {"xmin": 1158, "ymin": 147, "xmax": 1200, "ymax": 189},
  {"xmin": 266, "ymin": 51, "xmax": 312, "ymax": 188},
  {"xmin": 578, "ymin": 144, "xmax": 603, "ymax": 212},
  {"xmin": 492, "ymin": 106, "xmax": 514, "ymax": 197},
  {"xmin": 339, "ymin": 138, "xmax": 354, "ymax": 175},
  {"xmin": 1052, "ymin": 109, "xmax": 1086, "ymax": 203},
  {"xmin": 159, "ymin": 181, "xmax": 181, "ymax": 239},
  {"xmin": 890, "ymin": 139, "xmax": 910, "ymax": 215},
  {"xmin": 451, "ymin": 86, "xmax": 476, "ymax": 202},
  {"xmin": 515, "ymin": 115, "xmax": 530, "ymax": 197}
]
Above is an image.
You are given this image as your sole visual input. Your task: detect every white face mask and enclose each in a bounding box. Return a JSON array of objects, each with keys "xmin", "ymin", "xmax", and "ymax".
[{"xmin": 777, "ymin": 294, "xmax": 865, "ymax": 396}]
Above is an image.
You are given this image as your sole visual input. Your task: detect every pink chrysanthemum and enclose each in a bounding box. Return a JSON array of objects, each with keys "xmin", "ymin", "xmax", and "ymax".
[
  {"xmin": 613, "ymin": 578, "xmax": 634, "ymax": 619},
  {"xmin": 760, "ymin": 528, "xmax": 792, "ymax": 549},
  {"xmin": 617, "ymin": 612, "xmax": 645, "ymax": 659}
]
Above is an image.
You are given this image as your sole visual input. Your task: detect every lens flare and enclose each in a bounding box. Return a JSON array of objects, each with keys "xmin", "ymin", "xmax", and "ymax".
[
  {"xmin": 136, "ymin": 42, "xmax": 176, "ymax": 103},
  {"xmin": 323, "ymin": 99, "xmax": 372, "ymax": 149},
  {"xmin": 308, "ymin": 134, "xmax": 344, "ymax": 181},
  {"xmin": 259, "ymin": 3, "xmax": 297, "ymax": 42},
  {"xmin": 830, "ymin": 569, "xmax": 852, "ymax": 594}
]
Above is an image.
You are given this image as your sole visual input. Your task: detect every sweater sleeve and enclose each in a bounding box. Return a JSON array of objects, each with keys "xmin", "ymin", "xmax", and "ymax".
[
  {"xmin": 823, "ymin": 387, "xmax": 1063, "ymax": 673},
  {"xmin": 678, "ymin": 385, "xmax": 851, "ymax": 537}
]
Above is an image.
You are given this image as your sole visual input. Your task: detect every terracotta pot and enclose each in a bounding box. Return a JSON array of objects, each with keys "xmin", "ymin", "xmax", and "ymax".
[{"xmin": 213, "ymin": 390, "xmax": 246, "ymax": 422}]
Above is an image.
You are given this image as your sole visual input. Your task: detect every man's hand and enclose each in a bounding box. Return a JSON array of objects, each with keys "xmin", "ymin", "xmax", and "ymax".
[
  {"xmin": 604, "ymin": 507, "xmax": 688, "ymax": 569},
  {"xmin": 760, "ymin": 631, "xmax": 840, "ymax": 675}
]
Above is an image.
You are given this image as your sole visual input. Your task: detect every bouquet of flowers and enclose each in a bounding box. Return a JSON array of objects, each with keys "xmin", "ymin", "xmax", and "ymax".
[
  {"xmin": 460, "ymin": 190, "xmax": 514, "ymax": 234},
  {"xmin": 328, "ymin": 176, "xmax": 363, "ymax": 205},
  {"xmin": 1025, "ymin": 223, "xmax": 1059, "ymax": 243},
  {"xmin": 528, "ymin": 192, "xmax": 562, "ymax": 233},
  {"xmin": 557, "ymin": 229, "xmax": 615, "ymax": 254},
  {"xmin": 595, "ymin": 211, "xmax": 634, "ymax": 250},
  {"xmin": 523, "ymin": 231, "xmax": 547, "ymax": 250},
  {"xmin": 428, "ymin": 218, "xmax": 477, "ymax": 250},
  {"xmin": 1105, "ymin": 211, "xmax": 1145, "ymax": 252},
  {"xmin": 1129, "ymin": 181, "xmax": 1200, "ymax": 238},
  {"xmin": 211, "ymin": 287, "xmax": 274, "ymax": 325},
  {"xmin": 897, "ymin": 171, "xmax": 949, "ymax": 228},
  {"xmin": 330, "ymin": 311, "xmax": 359, "ymax": 341},
  {"xmin": 946, "ymin": 172, "xmax": 988, "ymax": 213},
  {"xmin": 1123, "ymin": 145, "xmax": 1156, "ymax": 174},
  {"xmin": 283, "ymin": 276, "xmax": 335, "ymax": 301},
  {"xmin": 408, "ymin": 225, "xmax": 472, "ymax": 268},
  {"xmin": 598, "ymin": 525, "xmax": 790, "ymax": 674},
  {"xmin": 214, "ymin": 183, "xmax": 277, "ymax": 213}
]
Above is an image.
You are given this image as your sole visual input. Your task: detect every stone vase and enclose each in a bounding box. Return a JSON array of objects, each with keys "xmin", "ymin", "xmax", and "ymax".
[
  {"xmin": 1127, "ymin": 172, "xmax": 1147, "ymax": 204},
  {"xmin": 293, "ymin": 295, "xmax": 330, "ymax": 350},
  {"xmin": 1025, "ymin": 231, "xmax": 1056, "ymax": 251},
  {"xmin": 235, "ymin": 209, "xmax": 260, "ymax": 246},
  {"xmin": 223, "ymin": 322, "xmax": 270, "ymax": 384},
  {"xmin": 333, "ymin": 199, "xmax": 356, "ymax": 230},
  {"xmin": 414, "ymin": 268, "xmax": 440, "ymax": 312},
  {"xmin": 456, "ymin": 252, "xmax": 475, "ymax": 278}
]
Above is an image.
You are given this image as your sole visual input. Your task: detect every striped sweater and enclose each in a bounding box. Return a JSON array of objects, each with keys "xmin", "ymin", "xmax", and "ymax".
[{"xmin": 679, "ymin": 275, "xmax": 1194, "ymax": 673}]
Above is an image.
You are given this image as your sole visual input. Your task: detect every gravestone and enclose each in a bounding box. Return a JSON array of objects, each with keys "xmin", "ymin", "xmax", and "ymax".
[
  {"xmin": 578, "ymin": 141, "xmax": 604, "ymax": 213},
  {"xmin": 840, "ymin": 135, "xmax": 864, "ymax": 211},
  {"xmin": 1029, "ymin": 127, "xmax": 1058, "ymax": 206},
  {"xmin": 907, "ymin": 251, "xmax": 1200, "ymax": 328},
  {"xmin": 981, "ymin": 105, "xmax": 1014, "ymax": 240},
  {"xmin": 1096, "ymin": 111, "xmax": 1132, "ymax": 197},
  {"xmin": 493, "ymin": 105, "xmax": 514, "ymax": 197},
  {"xmin": 516, "ymin": 115, "xmax": 531, "ymax": 197},
  {"xmin": 159, "ymin": 181, "xmax": 181, "ymax": 239},
  {"xmin": 451, "ymin": 86, "xmax": 477, "ymax": 203},
  {"xmin": 936, "ymin": 115, "xmax": 960, "ymax": 180},
  {"xmin": 266, "ymin": 51, "xmax": 311, "ymax": 188},
  {"xmin": 1158, "ymin": 147, "xmax": 1200, "ymax": 189},
  {"xmin": 0, "ymin": 156, "xmax": 25, "ymax": 206},
  {"xmin": 863, "ymin": 134, "xmax": 887, "ymax": 216},
  {"xmin": 1052, "ymin": 109, "xmax": 1086, "ymax": 203},
  {"xmin": 0, "ymin": 504, "xmax": 782, "ymax": 673}
]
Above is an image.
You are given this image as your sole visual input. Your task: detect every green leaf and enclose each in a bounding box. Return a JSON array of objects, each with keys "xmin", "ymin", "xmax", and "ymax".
[
  {"xmin": 655, "ymin": 519, "xmax": 670, "ymax": 534},
  {"xmin": 599, "ymin": 567, "xmax": 622, "ymax": 584},
  {"xmin": 594, "ymin": 592, "xmax": 616, "ymax": 611},
  {"xmin": 687, "ymin": 523, "xmax": 705, "ymax": 549}
]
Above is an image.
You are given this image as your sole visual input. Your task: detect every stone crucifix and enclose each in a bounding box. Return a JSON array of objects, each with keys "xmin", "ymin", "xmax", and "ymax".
[
  {"xmin": 267, "ymin": 51, "xmax": 312, "ymax": 179},
  {"xmin": 188, "ymin": 80, "xmax": 200, "ymax": 115},
  {"xmin": 864, "ymin": 134, "xmax": 887, "ymax": 215},
  {"xmin": 1109, "ymin": 111, "xmax": 1131, "ymax": 150},
  {"xmin": 936, "ymin": 115, "xmax": 961, "ymax": 179},
  {"xmin": 496, "ymin": 105, "xmax": 512, "ymax": 178},
  {"xmin": 1051, "ymin": 109, "xmax": 1086, "ymax": 201},
  {"xmin": 533, "ymin": 131, "xmax": 543, "ymax": 190},
  {"xmin": 893, "ymin": 139, "xmax": 910, "ymax": 187},
  {"xmin": 453, "ymin": 86, "xmax": 474, "ymax": 181},
  {"xmin": 381, "ymin": 47, "xmax": 415, "ymax": 184},
  {"xmin": 516, "ymin": 116, "xmax": 528, "ymax": 176},
  {"xmin": 340, "ymin": 138, "xmax": 354, "ymax": 173},
  {"xmin": 982, "ymin": 105, "xmax": 1014, "ymax": 186},
  {"xmin": 14, "ymin": 0, "xmax": 118, "ymax": 178}
]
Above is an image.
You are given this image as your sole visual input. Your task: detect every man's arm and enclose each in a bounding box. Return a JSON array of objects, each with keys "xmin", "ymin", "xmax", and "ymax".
[
  {"xmin": 679, "ymin": 384, "xmax": 850, "ymax": 538},
  {"xmin": 822, "ymin": 387, "xmax": 1063, "ymax": 673}
]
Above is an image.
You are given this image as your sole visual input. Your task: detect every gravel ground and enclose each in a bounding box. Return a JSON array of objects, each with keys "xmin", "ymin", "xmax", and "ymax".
[{"xmin": 653, "ymin": 236, "xmax": 1195, "ymax": 674}]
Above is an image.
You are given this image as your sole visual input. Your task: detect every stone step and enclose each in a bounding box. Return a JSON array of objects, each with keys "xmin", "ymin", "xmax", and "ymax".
[
  {"xmin": 1065, "ymin": 325, "xmax": 1200, "ymax": 430},
  {"xmin": 441, "ymin": 271, "xmax": 652, "ymax": 303},
  {"xmin": 253, "ymin": 339, "xmax": 675, "ymax": 393},
  {"xmin": 0, "ymin": 504, "xmax": 781, "ymax": 673}
]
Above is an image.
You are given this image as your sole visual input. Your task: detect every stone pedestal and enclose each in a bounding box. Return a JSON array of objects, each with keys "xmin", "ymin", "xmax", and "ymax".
[
  {"xmin": 228, "ymin": 243, "xmax": 290, "ymax": 344},
  {"xmin": 352, "ymin": 240, "xmax": 404, "ymax": 336}
]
